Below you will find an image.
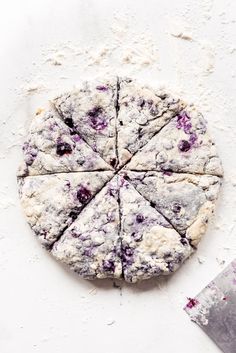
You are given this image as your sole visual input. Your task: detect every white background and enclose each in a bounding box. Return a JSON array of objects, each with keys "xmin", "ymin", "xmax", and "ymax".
[{"xmin": 0, "ymin": 1, "xmax": 236, "ymax": 352}]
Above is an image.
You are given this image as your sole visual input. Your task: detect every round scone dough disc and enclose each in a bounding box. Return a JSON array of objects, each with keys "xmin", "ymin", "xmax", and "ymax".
[{"xmin": 18, "ymin": 77, "xmax": 223, "ymax": 283}]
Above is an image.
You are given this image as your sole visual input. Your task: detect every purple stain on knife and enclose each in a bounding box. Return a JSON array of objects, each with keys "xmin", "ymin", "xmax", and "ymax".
[{"xmin": 186, "ymin": 297, "xmax": 199, "ymax": 309}]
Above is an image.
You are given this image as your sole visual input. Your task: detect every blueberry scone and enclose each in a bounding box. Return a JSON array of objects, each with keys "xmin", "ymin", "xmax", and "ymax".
[
  {"xmin": 53, "ymin": 77, "xmax": 118, "ymax": 169},
  {"xmin": 18, "ymin": 105, "xmax": 112, "ymax": 176},
  {"xmin": 18, "ymin": 171, "xmax": 113, "ymax": 248},
  {"xmin": 117, "ymin": 78, "xmax": 186, "ymax": 167},
  {"xmin": 124, "ymin": 171, "xmax": 222, "ymax": 248},
  {"xmin": 126, "ymin": 107, "xmax": 223, "ymax": 176},
  {"xmin": 18, "ymin": 77, "xmax": 223, "ymax": 282},
  {"xmin": 52, "ymin": 176, "xmax": 122, "ymax": 279},
  {"xmin": 119, "ymin": 177, "xmax": 193, "ymax": 282}
]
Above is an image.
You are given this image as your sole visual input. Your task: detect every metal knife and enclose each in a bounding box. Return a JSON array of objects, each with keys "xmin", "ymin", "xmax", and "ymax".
[{"xmin": 184, "ymin": 259, "xmax": 236, "ymax": 353}]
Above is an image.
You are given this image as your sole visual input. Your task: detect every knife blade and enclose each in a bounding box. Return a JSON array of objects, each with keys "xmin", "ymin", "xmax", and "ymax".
[{"xmin": 184, "ymin": 259, "xmax": 236, "ymax": 353}]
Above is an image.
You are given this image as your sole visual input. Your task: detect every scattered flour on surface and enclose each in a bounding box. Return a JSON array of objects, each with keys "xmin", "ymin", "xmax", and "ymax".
[{"xmin": 170, "ymin": 32, "xmax": 193, "ymax": 41}]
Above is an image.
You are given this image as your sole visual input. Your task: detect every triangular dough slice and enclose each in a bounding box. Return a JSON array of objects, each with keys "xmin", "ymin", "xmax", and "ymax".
[
  {"xmin": 52, "ymin": 176, "xmax": 122, "ymax": 279},
  {"xmin": 126, "ymin": 106, "xmax": 223, "ymax": 176},
  {"xmin": 53, "ymin": 77, "xmax": 118, "ymax": 168},
  {"xmin": 125, "ymin": 171, "xmax": 221, "ymax": 247},
  {"xmin": 119, "ymin": 178, "xmax": 192, "ymax": 283},
  {"xmin": 18, "ymin": 106, "xmax": 112, "ymax": 177},
  {"xmin": 117, "ymin": 78, "xmax": 186, "ymax": 167},
  {"xmin": 18, "ymin": 171, "xmax": 113, "ymax": 248}
]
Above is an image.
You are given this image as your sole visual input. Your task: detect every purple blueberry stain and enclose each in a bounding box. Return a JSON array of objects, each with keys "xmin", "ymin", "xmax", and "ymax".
[
  {"xmin": 96, "ymin": 85, "xmax": 108, "ymax": 91},
  {"xmin": 139, "ymin": 263, "xmax": 152, "ymax": 273},
  {"xmin": 77, "ymin": 186, "xmax": 91, "ymax": 204},
  {"xmin": 162, "ymin": 170, "xmax": 173, "ymax": 176},
  {"xmin": 176, "ymin": 112, "xmax": 198, "ymax": 152},
  {"xmin": 161, "ymin": 166, "xmax": 173, "ymax": 176},
  {"xmin": 70, "ymin": 228, "xmax": 81, "ymax": 238},
  {"xmin": 121, "ymin": 245, "xmax": 134, "ymax": 266},
  {"xmin": 35, "ymin": 228, "xmax": 47, "ymax": 239},
  {"xmin": 123, "ymin": 246, "xmax": 134, "ymax": 256},
  {"xmin": 137, "ymin": 98, "xmax": 145, "ymax": 108},
  {"xmin": 136, "ymin": 214, "xmax": 144, "ymax": 223},
  {"xmin": 49, "ymin": 121, "xmax": 59, "ymax": 132},
  {"xmin": 64, "ymin": 117, "xmax": 74, "ymax": 129},
  {"xmin": 186, "ymin": 297, "xmax": 199, "ymax": 309},
  {"xmin": 167, "ymin": 261, "xmax": 175, "ymax": 272},
  {"xmin": 172, "ymin": 202, "xmax": 182, "ymax": 214},
  {"xmin": 83, "ymin": 247, "xmax": 93, "ymax": 257},
  {"xmin": 22, "ymin": 142, "xmax": 29, "ymax": 152},
  {"xmin": 176, "ymin": 112, "xmax": 199, "ymax": 150},
  {"xmin": 178, "ymin": 139, "xmax": 191, "ymax": 152},
  {"xmin": 147, "ymin": 99, "xmax": 154, "ymax": 106},
  {"xmin": 180, "ymin": 237, "xmax": 188, "ymax": 246},
  {"xmin": 131, "ymin": 232, "xmax": 143, "ymax": 242},
  {"xmin": 149, "ymin": 105, "xmax": 159, "ymax": 116},
  {"xmin": 78, "ymin": 233, "xmax": 89, "ymax": 241},
  {"xmin": 56, "ymin": 142, "xmax": 73, "ymax": 156},
  {"xmin": 103, "ymin": 259, "xmax": 115, "ymax": 272},
  {"xmin": 120, "ymin": 175, "xmax": 129, "ymax": 187},
  {"xmin": 150, "ymin": 201, "xmax": 156, "ymax": 208},
  {"xmin": 69, "ymin": 207, "xmax": 81, "ymax": 221},
  {"xmin": 87, "ymin": 106, "xmax": 108, "ymax": 131},
  {"xmin": 87, "ymin": 106, "xmax": 103, "ymax": 117},
  {"xmin": 175, "ymin": 252, "xmax": 184, "ymax": 264},
  {"xmin": 23, "ymin": 143, "xmax": 38, "ymax": 166},
  {"xmin": 25, "ymin": 151, "xmax": 37, "ymax": 166},
  {"xmin": 110, "ymin": 158, "xmax": 117, "ymax": 168},
  {"xmin": 90, "ymin": 116, "xmax": 108, "ymax": 131},
  {"xmin": 137, "ymin": 127, "xmax": 143, "ymax": 138},
  {"xmin": 64, "ymin": 180, "xmax": 71, "ymax": 191},
  {"xmin": 109, "ymin": 187, "xmax": 116, "ymax": 197},
  {"xmin": 189, "ymin": 132, "xmax": 198, "ymax": 145},
  {"xmin": 176, "ymin": 111, "xmax": 192, "ymax": 134},
  {"xmin": 72, "ymin": 134, "xmax": 81, "ymax": 143}
]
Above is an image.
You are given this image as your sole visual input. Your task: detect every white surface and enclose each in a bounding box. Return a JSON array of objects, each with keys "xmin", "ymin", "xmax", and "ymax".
[{"xmin": 0, "ymin": 1, "xmax": 236, "ymax": 352}]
